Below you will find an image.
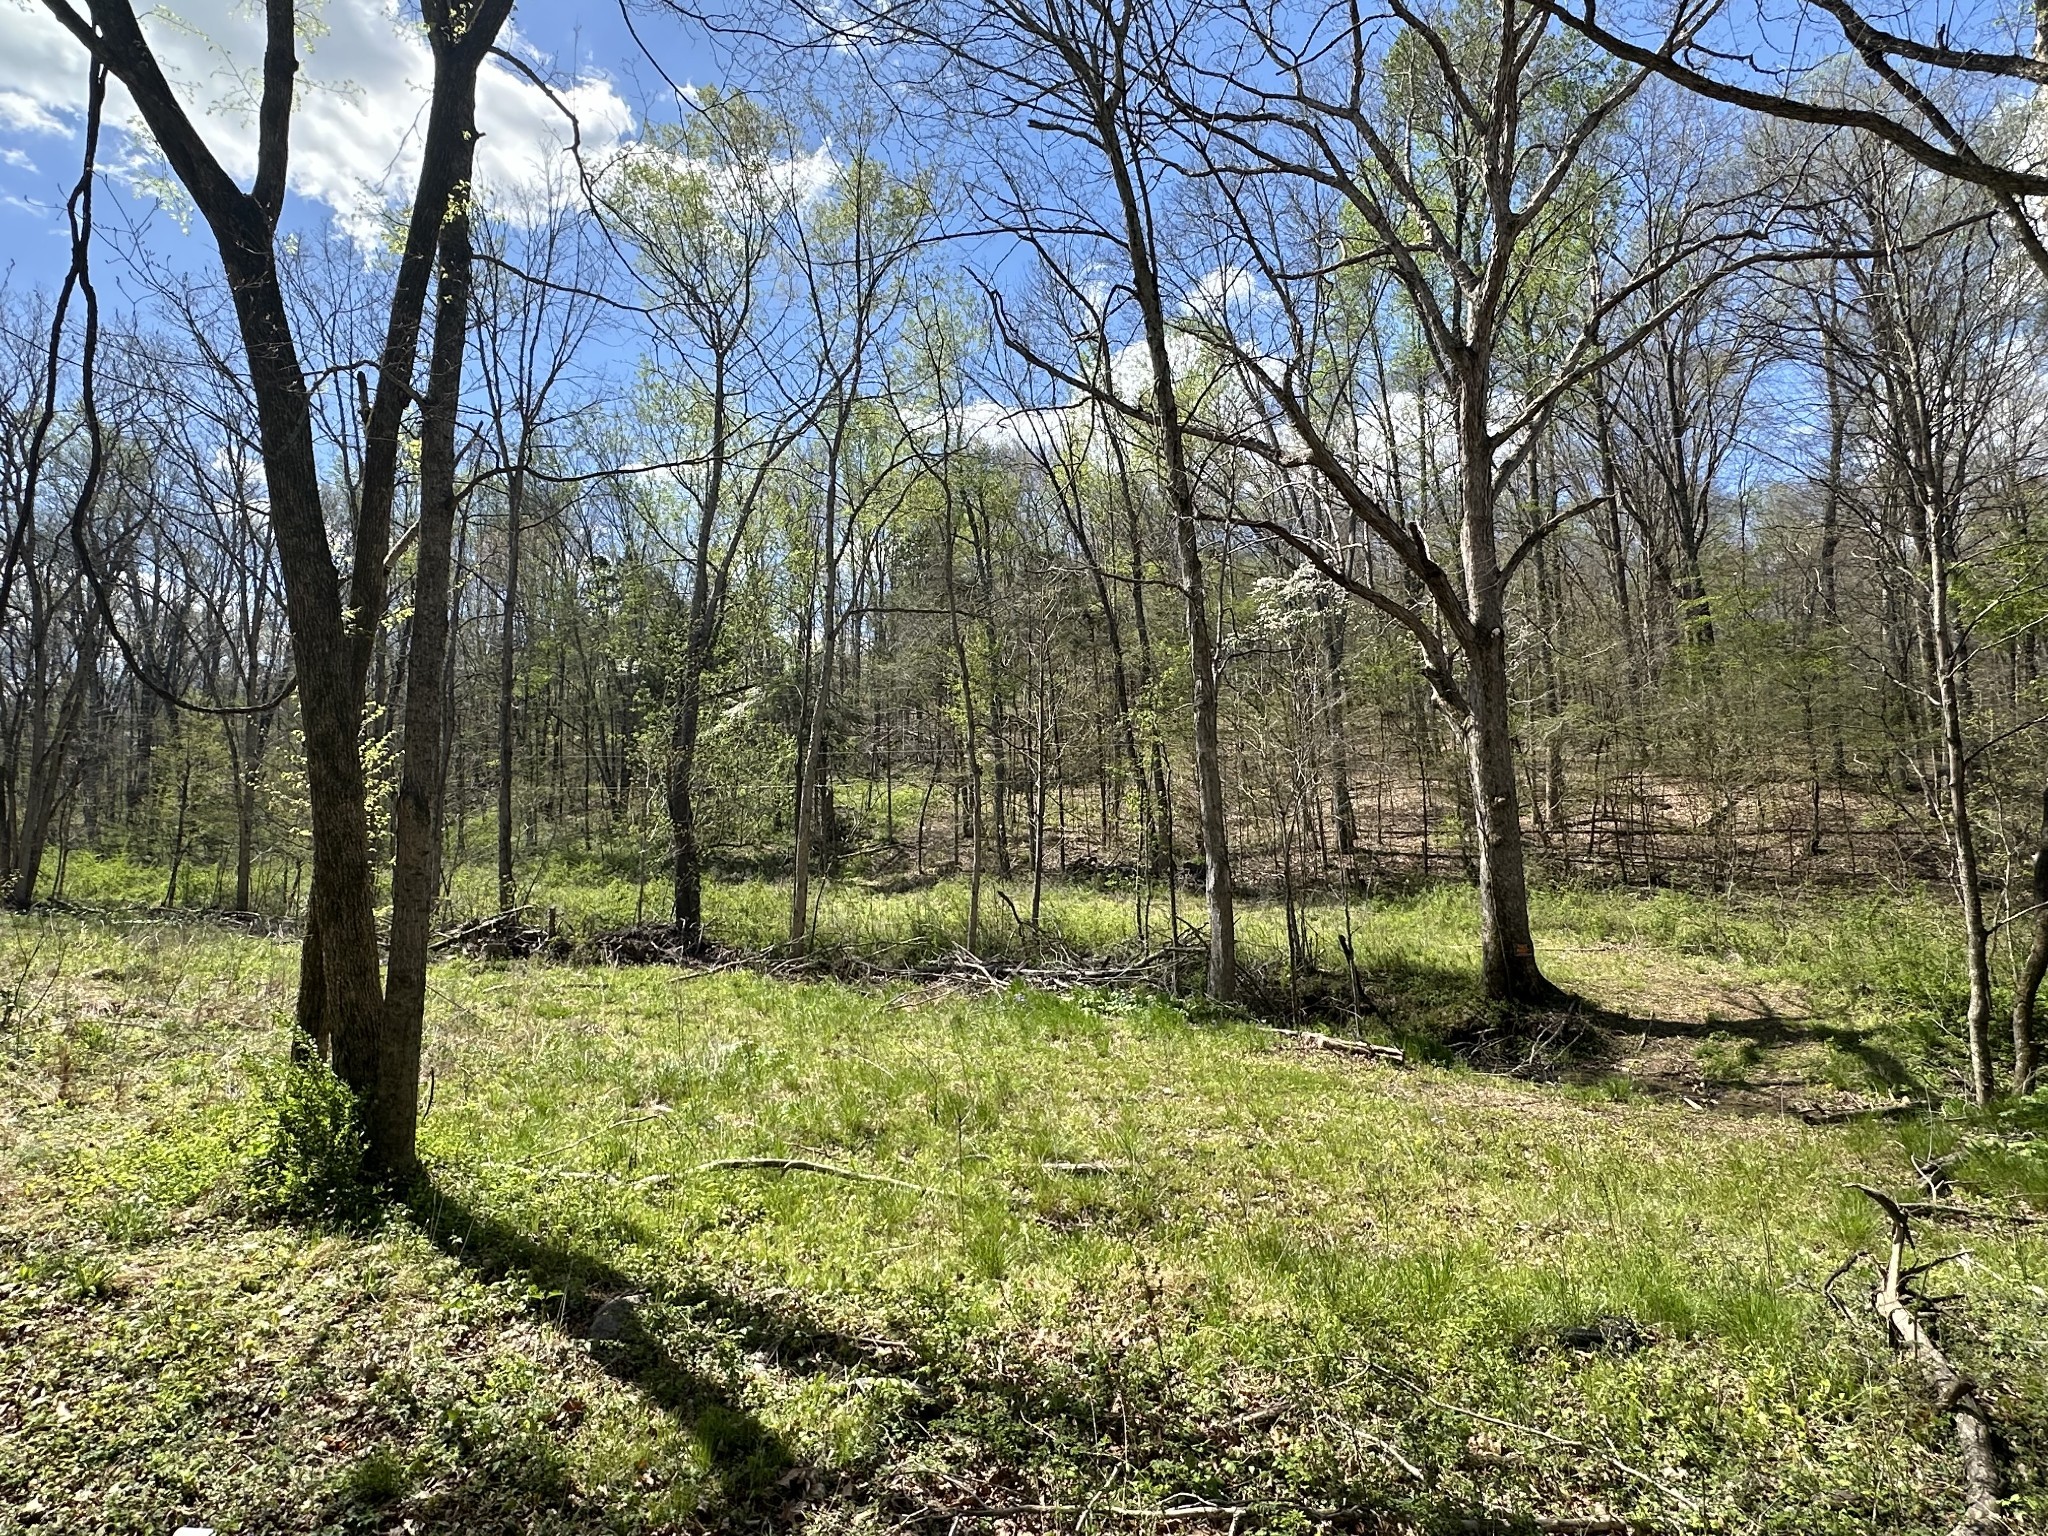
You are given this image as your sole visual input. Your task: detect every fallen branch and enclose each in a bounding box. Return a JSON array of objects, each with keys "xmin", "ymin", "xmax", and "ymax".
[
  {"xmin": 695, "ymin": 1156, "xmax": 935, "ymax": 1196},
  {"xmin": 1271, "ymin": 1028, "xmax": 1405, "ymax": 1064},
  {"xmin": 1848, "ymin": 1184, "xmax": 2003, "ymax": 1536},
  {"xmin": 1899, "ymin": 1201, "xmax": 2048, "ymax": 1229},
  {"xmin": 1798, "ymin": 1100, "xmax": 1922, "ymax": 1125}
]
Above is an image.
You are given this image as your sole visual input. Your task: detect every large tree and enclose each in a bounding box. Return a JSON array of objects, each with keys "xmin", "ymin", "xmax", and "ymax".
[{"xmin": 39, "ymin": 0, "xmax": 517, "ymax": 1175}]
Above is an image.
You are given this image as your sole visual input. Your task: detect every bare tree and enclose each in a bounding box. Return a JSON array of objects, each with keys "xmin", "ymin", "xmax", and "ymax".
[
  {"xmin": 39, "ymin": 0, "xmax": 518, "ymax": 1175},
  {"xmin": 1156, "ymin": 0, "xmax": 1791, "ymax": 1002}
]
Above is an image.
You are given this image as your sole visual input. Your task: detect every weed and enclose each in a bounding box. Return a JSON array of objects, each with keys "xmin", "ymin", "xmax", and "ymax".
[
  {"xmin": 240, "ymin": 1044, "xmax": 373, "ymax": 1223},
  {"xmin": 337, "ymin": 1447, "xmax": 410, "ymax": 1505}
]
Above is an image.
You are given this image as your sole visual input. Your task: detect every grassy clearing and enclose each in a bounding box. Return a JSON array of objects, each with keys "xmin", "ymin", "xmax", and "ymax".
[
  {"xmin": 443, "ymin": 861, "xmax": 1975, "ymax": 1097},
  {"xmin": 1, "ymin": 893, "xmax": 2042, "ymax": 1535}
]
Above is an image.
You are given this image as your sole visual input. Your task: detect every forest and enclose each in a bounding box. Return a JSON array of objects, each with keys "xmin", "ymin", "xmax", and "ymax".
[{"xmin": 3, "ymin": 0, "xmax": 2048, "ymax": 1530}]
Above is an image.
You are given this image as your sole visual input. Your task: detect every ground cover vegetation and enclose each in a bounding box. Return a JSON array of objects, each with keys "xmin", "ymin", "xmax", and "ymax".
[
  {"xmin": 2, "ymin": 902, "xmax": 2045, "ymax": 1535},
  {"xmin": 6, "ymin": 0, "xmax": 2048, "ymax": 1526}
]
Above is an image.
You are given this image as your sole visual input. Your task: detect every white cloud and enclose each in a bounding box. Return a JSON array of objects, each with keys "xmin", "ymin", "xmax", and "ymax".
[
  {"xmin": 0, "ymin": 87, "xmax": 65, "ymax": 136},
  {"xmin": 0, "ymin": 0, "xmax": 634, "ymax": 240},
  {"xmin": 1179, "ymin": 263, "xmax": 1258, "ymax": 322}
]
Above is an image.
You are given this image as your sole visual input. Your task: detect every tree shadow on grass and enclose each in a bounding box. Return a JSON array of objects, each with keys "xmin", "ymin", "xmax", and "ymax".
[
  {"xmin": 393, "ymin": 1178, "xmax": 1486, "ymax": 1534},
  {"xmin": 402, "ymin": 1176, "xmax": 814, "ymax": 1525},
  {"xmin": 1529, "ymin": 997, "xmax": 1929, "ymax": 1114}
]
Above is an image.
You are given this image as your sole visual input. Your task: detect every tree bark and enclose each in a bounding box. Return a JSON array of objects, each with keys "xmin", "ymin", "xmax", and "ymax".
[
  {"xmin": 496, "ymin": 461, "xmax": 525, "ymax": 913},
  {"xmin": 372, "ymin": 192, "xmax": 479, "ymax": 1177}
]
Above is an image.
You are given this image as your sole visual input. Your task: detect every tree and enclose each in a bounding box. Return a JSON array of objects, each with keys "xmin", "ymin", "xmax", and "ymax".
[
  {"xmin": 781, "ymin": 0, "xmax": 1247, "ymax": 995},
  {"xmin": 1547, "ymin": 0, "xmax": 2048, "ymax": 275},
  {"xmin": 604, "ymin": 91, "xmax": 818, "ymax": 943},
  {"xmin": 1160, "ymin": 0, "xmax": 1773, "ymax": 1003},
  {"xmin": 40, "ymin": 0, "xmax": 518, "ymax": 1176},
  {"xmin": 472, "ymin": 202, "xmax": 606, "ymax": 915},
  {"xmin": 1781, "ymin": 113, "xmax": 2047, "ymax": 1101}
]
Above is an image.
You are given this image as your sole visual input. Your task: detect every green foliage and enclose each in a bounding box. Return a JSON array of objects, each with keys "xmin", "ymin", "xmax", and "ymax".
[{"xmin": 240, "ymin": 1043, "xmax": 373, "ymax": 1223}]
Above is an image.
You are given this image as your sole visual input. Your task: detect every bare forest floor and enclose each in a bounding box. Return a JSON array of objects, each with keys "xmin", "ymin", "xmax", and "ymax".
[{"xmin": 2, "ymin": 878, "xmax": 2045, "ymax": 1536}]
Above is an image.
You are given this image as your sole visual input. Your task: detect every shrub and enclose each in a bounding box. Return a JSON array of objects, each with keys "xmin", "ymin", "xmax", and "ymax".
[{"xmin": 242, "ymin": 1045, "xmax": 372, "ymax": 1222}]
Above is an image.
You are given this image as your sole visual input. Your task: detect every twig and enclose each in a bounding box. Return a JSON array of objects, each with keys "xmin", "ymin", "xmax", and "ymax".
[
  {"xmin": 695, "ymin": 1156, "xmax": 936, "ymax": 1195},
  {"xmin": 1822, "ymin": 1249, "xmax": 1870, "ymax": 1320}
]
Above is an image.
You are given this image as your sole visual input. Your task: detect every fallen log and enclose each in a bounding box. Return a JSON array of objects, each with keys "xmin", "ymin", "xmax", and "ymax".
[{"xmin": 1848, "ymin": 1184, "xmax": 2004, "ymax": 1536}]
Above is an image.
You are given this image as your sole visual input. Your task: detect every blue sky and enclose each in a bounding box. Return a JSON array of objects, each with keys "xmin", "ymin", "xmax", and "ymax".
[{"xmin": 0, "ymin": 0, "xmax": 706, "ymax": 292}]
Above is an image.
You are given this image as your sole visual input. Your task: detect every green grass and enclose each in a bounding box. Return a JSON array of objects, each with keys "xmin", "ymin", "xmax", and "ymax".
[
  {"xmin": 427, "ymin": 864, "xmax": 1976, "ymax": 1094},
  {"xmin": 2, "ymin": 906, "xmax": 2044, "ymax": 1533}
]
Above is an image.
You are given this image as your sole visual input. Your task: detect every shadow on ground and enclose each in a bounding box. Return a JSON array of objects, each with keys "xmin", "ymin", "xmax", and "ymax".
[
  {"xmin": 405, "ymin": 1176, "xmax": 830, "ymax": 1527},
  {"xmin": 390, "ymin": 1178, "xmax": 1510, "ymax": 1533},
  {"xmin": 1462, "ymin": 991, "xmax": 1932, "ymax": 1118}
]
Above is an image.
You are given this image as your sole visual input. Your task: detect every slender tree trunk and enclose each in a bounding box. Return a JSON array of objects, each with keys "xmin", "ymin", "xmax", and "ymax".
[
  {"xmin": 668, "ymin": 624, "xmax": 712, "ymax": 942},
  {"xmin": 2011, "ymin": 784, "xmax": 2047, "ymax": 1096},
  {"xmin": 496, "ymin": 462, "xmax": 525, "ymax": 913},
  {"xmin": 1095, "ymin": 118, "xmax": 1235, "ymax": 1000},
  {"xmin": 163, "ymin": 755, "xmax": 192, "ymax": 907},
  {"xmin": 1920, "ymin": 501, "xmax": 1995, "ymax": 1105},
  {"xmin": 372, "ymin": 190, "xmax": 479, "ymax": 1177},
  {"xmin": 7, "ymin": 635, "xmax": 95, "ymax": 911},
  {"xmin": 790, "ymin": 524, "xmax": 839, "ymax": 946},
  {"xmin": 1029, "ymin": 652, "xmax": 1048, "ymax": 929},
  {"xmin": 1321, "ymin": 599, "xmax": 1358, "ymax": 860}
]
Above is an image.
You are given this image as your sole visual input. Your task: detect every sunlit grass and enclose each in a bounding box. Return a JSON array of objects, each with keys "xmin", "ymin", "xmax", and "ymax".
[{"xmin": 2, "ymin": 909, "xmax": 2043, "ymax": 1532}]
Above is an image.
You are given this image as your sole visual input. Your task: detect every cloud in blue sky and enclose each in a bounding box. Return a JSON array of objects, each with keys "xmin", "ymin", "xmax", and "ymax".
[{"xmin": 0, "ymin": 0, "xmax": 636, "ymax": 240}]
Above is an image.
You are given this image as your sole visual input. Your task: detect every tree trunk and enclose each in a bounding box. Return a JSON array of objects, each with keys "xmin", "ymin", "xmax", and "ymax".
[
  {"xmin": 496, "ymin": 461, "xmax": 524, "ymax": 913},
  {"xmin": 1463, "ymin": 624, "xmax": 1560, "ymax": 1005},
  {"xmin": 1920, "ymin": 500, "xmax": 1995, "ymax": 1106},
  {"xmin": 1094, "ymin": 114, "xmax": 1236, "ymax": 1000},
  {"xmin": 2011, "ymin": 787, "xmax": 2046, "ymax": 1097},
  {"xmin": 668, "ymin": 624, "xmax": 712, "ymax": 942},
  {"xmin": 1321, "ymin": 599, "xmax": 1358, "ymax": 860},
  {"xmin": 370, "ymin": 188, "xmax": 479, "ymax": 1178},
  {"xmin": 790, "ymin": 555, "xmax": 839, "ymax": 945},
  {"xmin": 1456, "ymin": 369, "xmax": 1561, "ymax": 1008}
]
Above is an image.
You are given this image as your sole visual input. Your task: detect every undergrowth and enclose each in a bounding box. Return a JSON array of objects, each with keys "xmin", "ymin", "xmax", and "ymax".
[{"xmin": 0, "ymin": 904, "xmax": 2043, "ymax": 1534}]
